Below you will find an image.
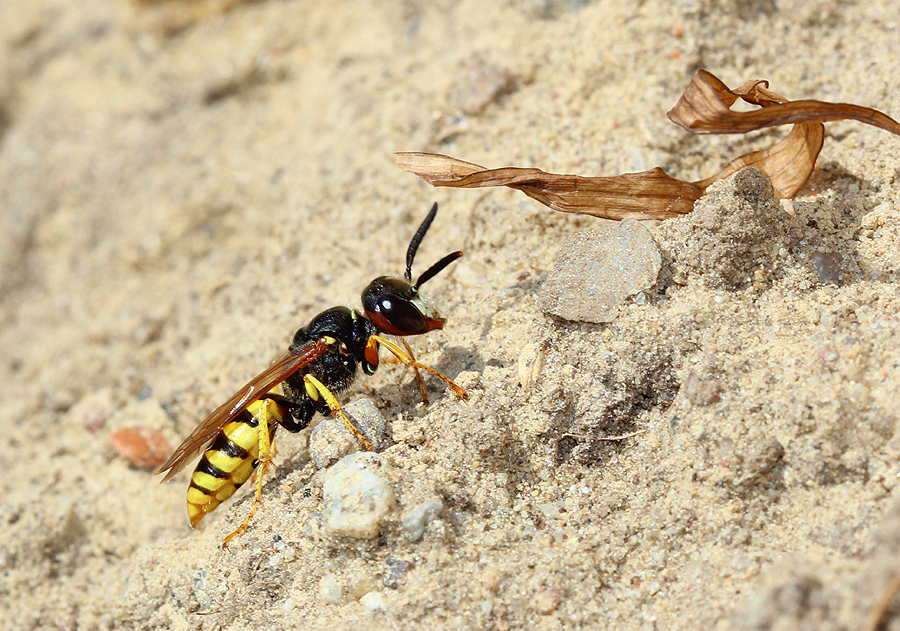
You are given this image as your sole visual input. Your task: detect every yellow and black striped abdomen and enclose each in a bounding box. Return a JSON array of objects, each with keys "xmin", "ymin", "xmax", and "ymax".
[{"xmin": 186, "ymin": 398, "xmax": 285, "ymax": 528}]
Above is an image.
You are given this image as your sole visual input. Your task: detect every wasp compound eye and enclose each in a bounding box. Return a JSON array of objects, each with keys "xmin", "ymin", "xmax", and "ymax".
[{"xmin": 377, "ymin": 294, "xmax": 427, "ymax": 334}]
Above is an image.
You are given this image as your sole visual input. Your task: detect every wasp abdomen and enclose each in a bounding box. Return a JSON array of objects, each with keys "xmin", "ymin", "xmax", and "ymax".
[{"xmin": 186, "ymin": 398, "xmax": 284, "ymax": 528}]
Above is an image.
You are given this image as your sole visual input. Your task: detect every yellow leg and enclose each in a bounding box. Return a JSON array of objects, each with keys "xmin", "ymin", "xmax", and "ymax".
[
  {"xmin": 222, "ymin": 400, "xmax": 276, "ymax": 547},
  {"xmin": 401, "ymin": 339, "xmax": 430, "ymax": 403},
  {"xmin": 383, "ymin": 341, "xmax": 430, "ymax": 402},
  {"xmin": 370, "ymin": 335, "xmax": 468, "ymax": 399},
  {"xmin": 305, "ymin": 374, "xmax": 374, "ymax": 451}
]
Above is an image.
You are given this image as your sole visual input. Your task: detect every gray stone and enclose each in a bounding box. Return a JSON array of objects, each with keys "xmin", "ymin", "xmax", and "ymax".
[
  {"xmin": 400, "ymin": 498, "xmax": 444, "ymax": 542},
  {"xmin": 541, "ymin": 219, "xmax": 661, "ymax": 323}
]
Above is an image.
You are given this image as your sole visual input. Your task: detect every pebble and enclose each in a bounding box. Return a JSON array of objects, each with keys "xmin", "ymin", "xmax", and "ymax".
[
  {"xmin": 192, "ymin": 569, "xmax": 212, "ymax": 610},
  {"xmin": 68, "ymin": 388, "xmax": 115, "ymax": 432},
  {"xmin": 360, "ymin": 591, "xmax": 386, "ymax": 612},
  {"xmin": 455, "ymin": 62, "xmax": 515, "ymax": 115},
  {"xmin": 401, "ymin": 498, "xmax": 444, "ymax": 542},
  {"xmin": 811, "ymin": 250, "xmax": 841, "ymax": 283},
  {"xmin": 540, "ymin": 219, "xmax": 661, "ymax": 323},
  {"xmin": 319, "ymin": 573, "xmax": 345, "ymax": 604},
  {"xmin": 110, "ymin": 426, "xmax": 170, "ymax": 470},
  {"xmin": 383, "ymin": 558, "xmax": 411, "ymax": 589},
  {"xmin": 308, "ymin": 398, "xmax": 386, "ymax": 469},
  {"xmin": 347, "ymin": 573, "xmax": 380, "ymax": 601},
  {"xmin": 322, "ymin": 453, "xmax": 396, "ymax": 539},
  {"xmin": 681, "ymin": 371, "xmax": 723, "ymax": 406},
  {"xmin": 533, "ymin": 587, "xmax": 562, "ymax": 614}
]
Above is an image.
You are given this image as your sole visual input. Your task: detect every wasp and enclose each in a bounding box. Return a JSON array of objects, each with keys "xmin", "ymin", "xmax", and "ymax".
[{"xmin": 156, "ymin": 203, "xmax": 465, "ymax": 544}]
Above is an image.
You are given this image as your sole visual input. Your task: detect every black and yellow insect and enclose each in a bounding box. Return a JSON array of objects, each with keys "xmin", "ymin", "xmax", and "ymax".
[{"xmin": 156, "ymin": 203, "xmax": 465, "ymax": 544}]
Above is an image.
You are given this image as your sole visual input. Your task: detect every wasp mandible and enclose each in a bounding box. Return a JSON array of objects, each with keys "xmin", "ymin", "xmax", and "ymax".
[{"xmin": 156, "ymin": 203, "xmax": 465, "ymax": 544}]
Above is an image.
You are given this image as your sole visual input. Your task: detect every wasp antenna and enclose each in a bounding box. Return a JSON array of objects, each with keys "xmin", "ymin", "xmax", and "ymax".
[
  {"xmin": 406, "ymin": 202, "xmax": 439, "ymax": 281},
  {"xmin": 414, "ymin": 251, "xmax": 463, "ymax": 290}
]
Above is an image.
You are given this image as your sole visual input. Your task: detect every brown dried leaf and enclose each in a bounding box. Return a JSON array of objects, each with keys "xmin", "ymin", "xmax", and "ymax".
[
  {"xmin": 693, "ymin": 120, "xmax": 825, "ymax": 197},
  {"xmin": 669, "ymin": 70, "xmax": 900, "ymax": 134},
  {"xmin": 669, "ymin": 69, "xmax": 900, "ymax": 196},
  {"xmin": 396, "ymin": 70, "xmax": 900, "ymax": 220},
  {"xmin": 395, "ymin": 153, "xmax": 702, "ymax": 220}
]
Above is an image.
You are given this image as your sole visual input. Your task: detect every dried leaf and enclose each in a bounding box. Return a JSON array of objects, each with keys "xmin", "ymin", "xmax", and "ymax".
[
  {"xmin": 669, "ymin": 70, "xmax": 900, "ymax": 135},
  {"xmin": 669, "ymin": 69, "xmax": 900, "ymax": 196},
  {"xmin": 693, "ymin": 121, "xmax": 825, "ymax": 197},
  {"xmin": 396, "ymin": 70, "xmax": 900, "ymax": 220},
  {"xmin": 395, "ymin": 153, "xmax": 702, "ymax": 220}
]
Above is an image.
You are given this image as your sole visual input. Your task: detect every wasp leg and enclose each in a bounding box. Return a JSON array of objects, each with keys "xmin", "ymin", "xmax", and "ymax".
[
  {"xmin": 391, "ymin": 339, "xmax": 430, "ymax": 403},
  {"xmin": 304, "ymin": 374, "xmax": 374, "ymax": 451},
  {"xmin": 382, "ymin": 340, "xmax": 428, "ymax": 402},
  {"xmin": 401, "ymin": 339, "xmax": 430, "ymax": 404},
  {"xmin": 222, "ymin": 399, "xmax": 278, "ymax": 547},
  {"xmin": 370, "ymin": 335, "xmax": 468, "ymax": 399}
]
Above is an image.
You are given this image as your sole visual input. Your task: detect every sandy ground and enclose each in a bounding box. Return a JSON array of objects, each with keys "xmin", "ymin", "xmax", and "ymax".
[{"xmin": 2, "ymin": 0, "xmax": 900, "ymax": 629}]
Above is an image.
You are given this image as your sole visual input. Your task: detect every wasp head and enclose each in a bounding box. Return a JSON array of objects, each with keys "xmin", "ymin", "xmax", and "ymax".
[{"xmin": 362, "ymin": 203, "xmax": 462, "ymax": 336}]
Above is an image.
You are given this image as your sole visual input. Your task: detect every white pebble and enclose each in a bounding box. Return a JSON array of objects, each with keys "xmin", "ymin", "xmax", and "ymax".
[
  {"xmin": 319, "ymin": 573, "xmax": 345, "ymax": 604},
  {"xmin": 360, "ymin": 591, "xmax": 386, "ymax": 612},
  {"xmin": 323, "ymin": 453, "xmax": 396, "ymax": 539}
]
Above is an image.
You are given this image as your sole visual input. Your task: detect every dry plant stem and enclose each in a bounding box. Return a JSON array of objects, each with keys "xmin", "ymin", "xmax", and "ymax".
[
  {"xmin": 692, "ymin": 122, "xmax": 824, "ymax": 197},
  {"xmin": 560, "ymin": 429, "xmax": 647, "ymax": 441},
  {"xmin": 397, "ymin": 70, "xmax": 900, "ymax": 221},
  {"xmin": 865, "ymin": 572, "xmax": 900, "ymax": 631}
]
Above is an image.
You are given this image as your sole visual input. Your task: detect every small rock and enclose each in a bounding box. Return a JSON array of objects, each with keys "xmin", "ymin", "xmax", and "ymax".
[
  {"xmin": 347, "ymin": 572, "xmax": 380, "ymax": 600},
  {"xmin": 192, "ymin": 569, "xmax": 212, "ymax": 610},
  {"xmin": 322, "ymin": 453, "xmax": 396, "ymax": 539},
  {"xmin": 401, "ymin": 498, "xmax": 444, "ymax": 542},
  {"xmin": 811, "ymin": 251, "xmax": 841, "ymax": 284},
  {"xmin": 536, "ymin": 502, "xmax": 563, "ymax": 520},
  {"xmin": 110, "ymin": 426, "xmax": 171, "ymax": 470},
  {"xmin": 455, "ymin": 62, "xmax": 515, "ymax": 115},
  {"xmin": 534, "ymin": 587, "xmax": 562, "ymax": 614},
  {"xmin": 68, "ymin": 388, "xmax": 115, "ymax": 432},
  {"xmin": 360, "ymin": 591, "xmax": 386, "ymax": 612},
  {"xmin": 383, "ymin": 558, "xmax": 412, "ymax": 589},
  {"xmin": 739, "ymin": 439, "xmax": 785, "ymax": 486},
  {"xmin": 319, "ymin": 573, "xmax": 345, "ymax": 604},
  {"xmin": 541, "ymin": 219, "xmax": 661, "ymax": 323},
  {"xmin": 682, "ymin": 371, "xmax": 723, "ymax": 406},
  {"xmin": 309, "ymin": 398, "xmax": 386, "ymax": 469}
]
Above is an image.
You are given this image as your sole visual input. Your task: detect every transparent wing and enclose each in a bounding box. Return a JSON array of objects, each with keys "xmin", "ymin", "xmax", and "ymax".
[{"xmin": 155, "ymin": 339, "xmax": 331, "ymax": 482}]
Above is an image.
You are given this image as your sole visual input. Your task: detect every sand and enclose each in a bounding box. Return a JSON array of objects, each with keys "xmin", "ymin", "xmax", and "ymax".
[{"xmin": 2, "ymin": 0, "xmax": 900, "ymax": 629}]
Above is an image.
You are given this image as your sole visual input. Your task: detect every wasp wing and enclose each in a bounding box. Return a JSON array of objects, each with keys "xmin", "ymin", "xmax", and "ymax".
[{"xmin": 155, "ymin": 339, "xmax": 332, "ymax": 482}]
